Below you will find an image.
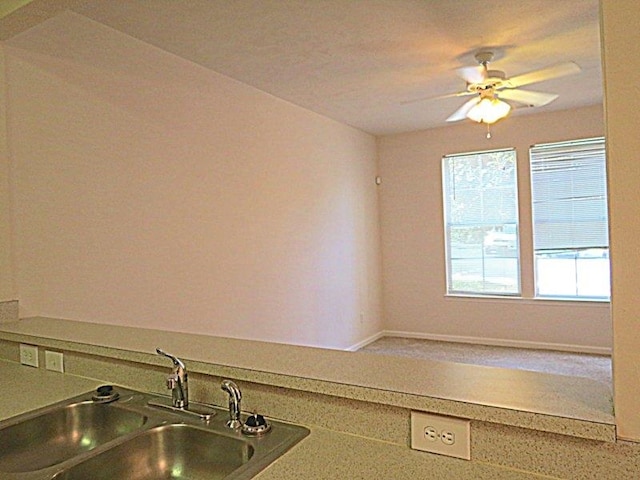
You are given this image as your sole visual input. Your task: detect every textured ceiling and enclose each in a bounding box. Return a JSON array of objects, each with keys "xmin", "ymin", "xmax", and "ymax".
[{"xmin": 2, "ymin": 0, "xmax": 603, "ymax": 135}]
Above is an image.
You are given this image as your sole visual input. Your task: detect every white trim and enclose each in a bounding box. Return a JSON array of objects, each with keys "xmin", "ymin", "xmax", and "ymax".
[
  {"xmin": 344, "ymin": 331, "xmax": 386, "ymax": 352},
  {"xmin": 376, "ymin": 330, "xmax": 612, "ymax": 356}
]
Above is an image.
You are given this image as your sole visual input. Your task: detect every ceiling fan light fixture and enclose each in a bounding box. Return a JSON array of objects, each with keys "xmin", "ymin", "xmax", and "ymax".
[{"xmin": 466, "ymin": 97, "xmax": 511, "ymax": 124}]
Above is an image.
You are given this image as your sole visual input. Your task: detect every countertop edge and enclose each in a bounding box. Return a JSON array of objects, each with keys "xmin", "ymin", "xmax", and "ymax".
[{"xmin": 0, "ymin": 317, "xmax": 616, "ymax": 443}]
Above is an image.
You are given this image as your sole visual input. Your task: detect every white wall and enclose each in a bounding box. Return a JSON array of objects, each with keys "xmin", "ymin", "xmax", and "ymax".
[
  {"xmin": 377, "ymin": 104, "xmax": 611, "ymax": 352},
  {"xmin": 2, "ymin": 11, "xmax": 382, "ymax": 349},
  {"xmin": 601, "ymin": 0, "xmax": 640, "ymax": 442}
]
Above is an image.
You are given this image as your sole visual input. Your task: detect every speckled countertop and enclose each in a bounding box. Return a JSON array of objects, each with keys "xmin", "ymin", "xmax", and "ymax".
[
  {"xmin": 0, "ymin": 317, "xmax": 615, "ymax": 442},
  {"xmin": 0, "ymin": 360, "xmax": 553, "ymax": 479}
]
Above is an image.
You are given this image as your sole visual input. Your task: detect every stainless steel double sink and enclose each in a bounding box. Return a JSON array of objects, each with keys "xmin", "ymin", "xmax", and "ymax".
[{"xmin": 0, "ymin": 386, "xmax": 309, "ymax": 479}]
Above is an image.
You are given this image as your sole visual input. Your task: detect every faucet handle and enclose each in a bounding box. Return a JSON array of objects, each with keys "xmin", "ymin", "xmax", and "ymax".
[{"xmin": 166, "ymin": 373, "xmax": 179, "ymax": 390}]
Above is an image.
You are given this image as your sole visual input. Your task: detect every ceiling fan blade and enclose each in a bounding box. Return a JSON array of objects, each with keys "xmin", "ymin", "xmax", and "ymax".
[
  {"xmin": 498, "ymin": 88, "xmax": 559, "ymax": 107},
  {"xmin": 400, "ymin": 90, "xmax": 473, "ymax": 105},
  {"xmin": 446, "ymin": 96, "xmax": 480, "ymax": 122},
  {"xmin": 505, "ymin": 62, "xmax": 581, "ymax": 88},
  {"xmin": 456, "ymin": 65, "xmax": 487, "ymax": 84}
]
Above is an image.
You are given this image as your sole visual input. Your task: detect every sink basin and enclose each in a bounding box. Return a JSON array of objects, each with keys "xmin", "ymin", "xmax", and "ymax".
[
  {"xmin": 0, "ymin": 386, "xmax": 309, "ymax": 480},
  {"xmin": 0, "ymin": 401, "xmax": 146, "ymax": 473},
  {"xmin": 52, "ymin": 424, "xmax": 253, "ymax": 480}
]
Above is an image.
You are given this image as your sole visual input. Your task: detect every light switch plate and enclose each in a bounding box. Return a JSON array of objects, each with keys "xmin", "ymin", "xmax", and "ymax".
[{"xmin": 45, "ymin": 350, "xmax": 64, "ymax": 372}]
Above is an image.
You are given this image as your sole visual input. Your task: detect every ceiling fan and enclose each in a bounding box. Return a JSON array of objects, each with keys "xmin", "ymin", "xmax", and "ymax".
[{"xmin": 427, "ymin": 51, "xmax": 582, "ymax": 125}]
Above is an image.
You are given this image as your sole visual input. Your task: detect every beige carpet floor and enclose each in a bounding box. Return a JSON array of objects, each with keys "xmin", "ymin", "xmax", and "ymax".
[{"xmin": 358, "ymin": 337, "xmax": 612, "ymax": 387}]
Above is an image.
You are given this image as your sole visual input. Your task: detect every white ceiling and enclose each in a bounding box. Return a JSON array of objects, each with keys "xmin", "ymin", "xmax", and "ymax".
[{"xmin": 2, "ymin": 0, "xmax": 603, "ymax": 135}]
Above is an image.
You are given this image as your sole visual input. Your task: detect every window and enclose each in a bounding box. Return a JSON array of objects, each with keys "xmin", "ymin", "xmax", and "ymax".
[
  {"xmin": 530, "ymin": 137, "xmax": 610, "ymax": 300},
  {"xmin": 442, "ymin": 149, "xmax": 520, "ymax": 296}
]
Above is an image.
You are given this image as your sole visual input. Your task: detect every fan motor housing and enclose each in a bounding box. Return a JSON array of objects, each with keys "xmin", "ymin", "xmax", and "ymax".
[{"xmin": 467, "ymin": 70, "xmax": 506, "ymax": 93}]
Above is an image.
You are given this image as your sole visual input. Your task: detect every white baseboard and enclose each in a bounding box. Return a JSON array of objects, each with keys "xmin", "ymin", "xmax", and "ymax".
[
  {"xmin": 375, "ymin": 330, "xmax": 612, "ymax": 356},
  {"xmin": 344, "ymin": 331, "xmax": 386, "ymax": 351}
]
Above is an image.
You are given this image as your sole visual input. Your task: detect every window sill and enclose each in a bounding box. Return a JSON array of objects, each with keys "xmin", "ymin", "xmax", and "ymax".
[{"xmin": 445, "ymin": 293, "xmax": 611, "ymax": 306}]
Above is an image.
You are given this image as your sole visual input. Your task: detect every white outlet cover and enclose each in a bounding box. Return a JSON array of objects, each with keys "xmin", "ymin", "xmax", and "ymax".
[
  {"xmin": 411, "ymin": 411, "xmax": 471, "ymax": 460},
  {"xmin": 19, "ymin": 344, "xmax": 39, "ymax": 367}
]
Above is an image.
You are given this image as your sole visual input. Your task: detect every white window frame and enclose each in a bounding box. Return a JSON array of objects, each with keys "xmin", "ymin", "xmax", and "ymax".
[
  {"xmin": 442, "ymin": 148, "xmax": 521, "ymax": 297},
  {"xmin": 529, "ymin": 137, "xmax": 610, "ymax": 301}
]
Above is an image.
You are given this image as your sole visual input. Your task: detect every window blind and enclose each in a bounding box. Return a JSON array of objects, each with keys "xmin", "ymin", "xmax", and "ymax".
[
  {"xmin": 442, "ymin": 148, "xmax": 520, "ymax": 296},
  {"xmin": 443, "ymin": 148, "xmax": 518, "ymax": 226},
  {"xmin": 530, "ymin": 137, "xmax": 608, "ymax": 251}
]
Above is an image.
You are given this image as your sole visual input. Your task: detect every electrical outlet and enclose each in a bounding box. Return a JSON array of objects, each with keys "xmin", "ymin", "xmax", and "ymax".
[
  {"xmin": 19, "ymin": 344, "xmax": 39, "ymax": 367},
  {"xmin": 424, "ymin": 426, "xmax": 438, "ymax": 441},
  {"xmin": 411, "ymin": 411, "xmax": 471, "ymax": 460},
  {"xmin": 45, "ymin": 350, "xmax": 64, "ymax": 373},
  {"xmin": 441, "ymin": 430, "xmax": 456, "ymax": 445}
]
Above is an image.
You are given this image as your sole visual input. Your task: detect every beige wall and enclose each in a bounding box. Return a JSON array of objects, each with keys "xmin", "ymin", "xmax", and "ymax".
[
  {"xmin": 377, "ymin": 105, "xmax": 611, "ymax": 351},
  {"xmin": 0, "ymin": 46, "xmax": 15, "ymax": 302},
  {"xmin": 1, "ymin": 12, "xmax": 382, "ymax": 349},
  {"xmin": 601, "ymin": 0, "xmax": 640, "ymax": 442}
]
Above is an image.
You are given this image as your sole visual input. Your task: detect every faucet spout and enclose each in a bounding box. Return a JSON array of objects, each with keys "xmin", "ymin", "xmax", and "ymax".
[
  {"xmin": 221, "ymin": 379, "xmax": 243, "ymax": 429},
  {"xmin": 156, "ymin": 348, "xmax": 188, "ymax": 409},
  {"xmin": 156, "ymin": 348, "xmax": 186, "ymax": 370}
]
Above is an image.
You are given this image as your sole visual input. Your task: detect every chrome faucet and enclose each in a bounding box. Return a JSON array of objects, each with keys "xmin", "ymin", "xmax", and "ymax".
[
  {"xmin": 156, "ymin": 348, "xmax": 188, "ymax": 409},
  {"xmin": 221, "ymin": 379, "xmax": 242, "ymax": 429}
]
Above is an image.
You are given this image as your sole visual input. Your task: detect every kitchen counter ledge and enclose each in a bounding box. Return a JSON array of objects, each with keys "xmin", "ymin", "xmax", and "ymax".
[{"xmin": 0, "ymin": 317, "xmax": 615, "ymax": 443}]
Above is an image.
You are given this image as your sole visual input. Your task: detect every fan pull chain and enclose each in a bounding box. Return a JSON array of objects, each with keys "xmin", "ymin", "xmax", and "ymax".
[{"xmin": 486, "ymin": 124, "xmax": 492, "ymax": 139}]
